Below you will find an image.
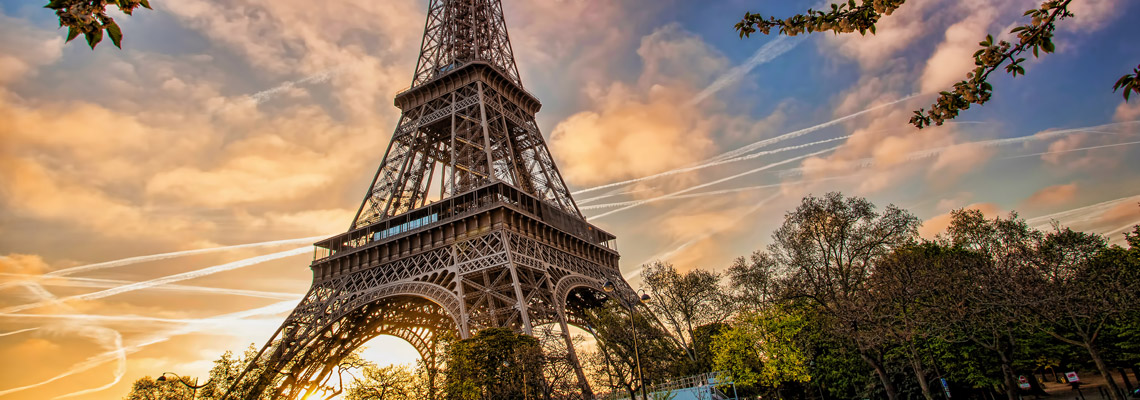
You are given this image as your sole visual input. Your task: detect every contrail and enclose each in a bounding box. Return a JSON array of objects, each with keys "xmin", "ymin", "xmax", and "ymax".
[
  {"xmin": 1025, "ymin": 195, "xmax": 1140, "ymax": 225},
  {"xmin": 635, "ymin": 191, "xmax": 783, "ymax": 273},
  {"xmin": 574, "ymin": 135, "xmax": 849, "ymax": 196},
  {"xmin": 778, "ymin": 122, "xmax": 1140, "ymax": 178},
  {"xmin": 688, "ymin": 36, "xmax": 801, "ymax": 106},
  {"xmin": 1, "ymin": 247, "xmax": 310, "ymax": 314},
  {"xmin": 0, "ymin": 299, "xmax": 300, "ymax": 398},
  {"xmin": 0, "ymin": 310, "xmax": 298, "ymax": 329},
  {"xmin": 580, "ymin": 175, "xmax": 851, "ymax": 211},
  {"xmin": 41, "ymin": 235, "xmax": 326, "ymax": 278},
  {"xmin": 707, "ymin": 94, "xmax": 920, "ymax": 163},
  {"xmin": 1002, "ymin": 140, "xmax": 1140, "ymax": 160},
  {"xmin": 0, "ymin": 281, "xmax": 126, "ymax": 399},
  {"xmin": 578, "ymin": 187, "xmax": 656, "ymax": 205},
  {"xmin": 1103, "ymin": 220, "xmax": 1140, "ymax": 240},
  {"xmin": 0, "ymin": 327, "xmax": 38, "ymax": 337},
  {"xmin": 572, "ymin": 94, "xmax": 918, "ymax": 196},
  {"xmin": 590, "ymin": 146, "xmax": 839, "ymax": 220},
  {"xmin": 0, "ymin": 273, "xmax": 300, "ymax": 300},
  {"xmin": 249, "ymin": 68, "xmax": 344, "ymax": 104}
]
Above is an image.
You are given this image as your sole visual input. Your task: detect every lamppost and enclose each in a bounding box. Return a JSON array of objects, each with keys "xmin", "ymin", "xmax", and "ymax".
[
  {"xmin": 603, "ymin": 280, "xmax": 651, "ymax": 400},
  {"xmin": 157, "ymin": 372, "xmax": 212, "ymax": 399}
]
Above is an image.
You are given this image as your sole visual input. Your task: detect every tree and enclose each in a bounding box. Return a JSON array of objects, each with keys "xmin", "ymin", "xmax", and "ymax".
[
  {"xmin": 734, "ymin": 0, "xmax": 1140, "ymax": 128},
  {"xmin": 936, "ymin": 209, "xmax": 1041, "ymax": 400},
  {"xmin": 346, "ymin": 364, "xmax": 423, "ymax": 400},
  {"xmin": 45, "ymin": 0, "xmax": 153, "ymax": 49},
  {"xmin": 767, "ymin": 192, "xmax": 920, "ymax": 400},
  {"xmin": 443, "ymin": 328, "xmax": 545, "ymax": 400},
  {"xmin": 1020, "ymin": 226, "xmax": 1130, "ymax": 400},
  {"xmin": 711, "ymin": 304, "xmax": 813, "ymax": 395},
  {"xmin": 640, "ymin": 261, "xmax": 734, "ymax": 368},
  {"xmin": 726, "ymin": 250, "xmax": 786, "ymax": 310},
  {"xmin": 194, "ymin": 346, "xmax": 256, "ymax": 400},
  {"xmin": 870, "ymin": 243, "xmax": 959, "ymax": 400},
  {"xmin": 123, "ymin": 376, "xmax": 193, "ymax": 400},
  {"xmin": 582, "ymin": 300, "xmax": 687, "ymax": 399}
]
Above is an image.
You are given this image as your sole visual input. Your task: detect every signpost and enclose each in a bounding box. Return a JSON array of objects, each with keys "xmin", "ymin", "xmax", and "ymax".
[
  {"xmin": 1066, "ymin": 372, "xmax": 1086, "ymax": 400},
  {"xmin": 1019, "ymin": 375, "xmax": 1031, "ymax": 390},
  {"xmin": 940, "ymin": 378, "xmax": 952, "ymax": 399}
]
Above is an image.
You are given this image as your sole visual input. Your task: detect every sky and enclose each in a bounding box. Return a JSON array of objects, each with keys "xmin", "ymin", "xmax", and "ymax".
[{"xmin": 1, "ymin": 0, "xmax": 1139, "ymax": 398}]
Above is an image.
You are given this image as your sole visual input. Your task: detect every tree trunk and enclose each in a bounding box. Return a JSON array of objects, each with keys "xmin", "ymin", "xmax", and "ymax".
[
  {"xmin": 1084, "ymin": 343, "xmax": 1125, "ymax": 400},
  {"xmin": 1120, "ymin": 367, "xmax": 1135, "ymax": 394},
  {"xmin": 1026, "ymin": 372, "xmax": 1049, "ymax": 396},
  {"xmin": 996, "ymin": 351, "xmax": 1019, "ymax": 400},
  {"xmin": 859, "ymin": 351, "xmax": 899, "ymax": 400},
  {"xmin": 908, "ymin": 347, "xmax": 935, "ymax": 400}
]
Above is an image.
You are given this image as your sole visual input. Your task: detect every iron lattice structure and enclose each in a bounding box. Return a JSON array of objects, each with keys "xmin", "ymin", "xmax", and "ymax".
[{"xmin": 223, "ymin": 0, "xmax": 633, "ymax": 398}]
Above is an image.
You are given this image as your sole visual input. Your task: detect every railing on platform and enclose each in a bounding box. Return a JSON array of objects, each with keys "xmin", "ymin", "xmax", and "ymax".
[
  {"xmin": 605, "ymin": 371, "xmax": 738, "ymax": 400},
  {"xmin": 312, "ymin": 181, "xmax": 617, "ymax": 261}
]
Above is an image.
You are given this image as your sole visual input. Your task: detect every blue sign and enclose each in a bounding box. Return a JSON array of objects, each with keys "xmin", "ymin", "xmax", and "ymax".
[{"xmin": 940, "ymin": 378, "xmax": 951, "ymax": 399}]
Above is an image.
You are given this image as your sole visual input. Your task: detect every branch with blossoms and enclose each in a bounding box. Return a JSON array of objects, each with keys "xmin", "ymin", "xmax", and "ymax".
[
  {"xmin": 735, "ymin": 0, "xmax": 1138, "ymax": 130},
  {"xmin": 909, "ymin": 0, "xmax": 1073, "ymax": 128},
  {"xmin": 45, "ymin": 0, "xmax": 152, "ymax": 49}
]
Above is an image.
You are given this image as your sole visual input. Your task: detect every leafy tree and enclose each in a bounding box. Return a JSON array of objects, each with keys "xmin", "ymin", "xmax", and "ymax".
[
  {"xmin": 443, "ymin": 328, "xmax": 545, "ymax": 400},
  {"xmin": 45, "ymin": 0, "xmax": 153, "ymax": 49},
  {"xmin": 195, "ymin": 345, "xmax": 259, "ymax": 400},
  {"xmin": 640, "ymin": 262, "xmax": 734, "ymax": 366},
  {"xmin": 346, "ymin": 364, "xmax": 424, "ymax": 400},
  {"xmin": 870, "ymin": 243, "xmax": 975, "ymax": 400},
  {"xmin": 583, "ymin": 300, "xmax": 687, "ymax": 399},
  {"xmin": 768, "ymin": 192, "xmax": 920, "ymax": 400},
  {"xmin": 936, "ymin": 209, "xmax": 1041, "ymax": 400},
  {"xmin": 734, "ymin": 0, "xmax": 1140, "ymax": 128},
  {"xmin": 711, "ymin": 304, "xmax": 812, "ymax": 394},
  {"xmin": 123, "ymin": 376, "xmax": 193, "ymax": 400},
  {"xmin": 1020, "ymin": 226, "xmax": 1130, "ymax": 400},
  {"xmin": 726, "ymin": 250, "xmax": 785, "ymax": 310}
]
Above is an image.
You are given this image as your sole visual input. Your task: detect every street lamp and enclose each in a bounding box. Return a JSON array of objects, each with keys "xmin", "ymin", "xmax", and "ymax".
[
  {"xmin": 157, "ymin": 372, "xmax": 212, "ymax": 399},
  {"xmin": 603, "ymin": 280, "xmax": 652, "ymax": 400}
]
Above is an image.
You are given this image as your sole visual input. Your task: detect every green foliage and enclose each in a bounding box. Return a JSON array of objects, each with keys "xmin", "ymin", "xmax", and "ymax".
[
  {"xmin": 910, "ymin": 1, "xmax": 1074, "ymax": 128},
  {"xmin": 45, "ymin": 0, "xmax": 153, "ymax": 49},
  {"xmin": 640, "ymin": 261, "xmax": 733, "ymax": 364},
  {"xmin": 712, "ymin": 304, "xmax": 812, "ymax": 390},
  {"xmin": 735, "ymin": 0, "xmax": 1134, "ymax": 128},
  {"xmin": 735, "ymin": 0, "xmax": 906, "ymax": 37},
  {"xmin": 123, "ymin": 376, "xmax": 193, "ymax": 400},
  {"xmin": 1113, "ymin": 64, "xmax": 1140, "ymax": 102},
  {"xmin": 444, "ymin": 328, "xmax": 544, "ymax": 400},
  {"xmin": 346, "ymin": 364, "xmax": 427, "ymax": 400}
]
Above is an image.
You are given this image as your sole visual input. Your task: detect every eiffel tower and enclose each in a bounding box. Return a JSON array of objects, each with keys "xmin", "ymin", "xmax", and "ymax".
[{"xmin": 223, "ymin": 0, "xmax": 633, "ymax": 398}]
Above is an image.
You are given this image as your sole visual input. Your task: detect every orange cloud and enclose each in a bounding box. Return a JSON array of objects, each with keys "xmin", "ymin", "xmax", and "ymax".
[
  {"xmin": 1100, "ymin": 201, "xmax": 1140, "ymax": 224},
  {"xmin": 549, "ymin": 25, "xmax": 732, "ymax": 186},
  {"xmin": 919, "ymin": 202, "xmax": 1003, "ymax": 239},
  {"xmin": 0, "ymin": 254, "xmax": 51, "ymax": 275},
  {"xmin": 1022, "ymin": 183, "xmax": 1079, "ymax": 208}
]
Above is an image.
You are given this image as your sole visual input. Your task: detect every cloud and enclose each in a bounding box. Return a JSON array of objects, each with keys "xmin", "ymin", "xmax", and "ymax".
[
  {"xmin": 1115, "ymin": 100, "xmax": 1140, "ymax": 122},
  {"xmin": 822, "ymin": 0, "xmax": 947, "ymax": 70},
  {"xmin": 919, "ymin": 202, "xmax": 1004, "ymax": 239},
  {"xmin": 550, "ymin": 25, "xmax": 735, "ymax": 186},
  {"xmin": 919, "ymin": 1, "xmax": 998, "ymax": 93},
  {"xmin": 935, "ymin": 192, "xmax": 974, "ymax": 212},
  {"xmin": 1022, "ymin": 183, "xmax": 1079, "ymax": 208},
  {"xmin": 0, "ymin": 16, "xmax": 64, "ymax": 84},
  {"xmin": 0, "ymin": 255, "xmax": 51, "ymax": 275},
  {"xmin": 1064, "ymin": 0, "xmax": 1126, "ymax": 32}
]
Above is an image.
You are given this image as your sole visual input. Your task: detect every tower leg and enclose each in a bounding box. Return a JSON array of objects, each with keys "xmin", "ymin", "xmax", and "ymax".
[{"xmin": 559, "ymin": 310, "xmax": 596, "ymax": 399}]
